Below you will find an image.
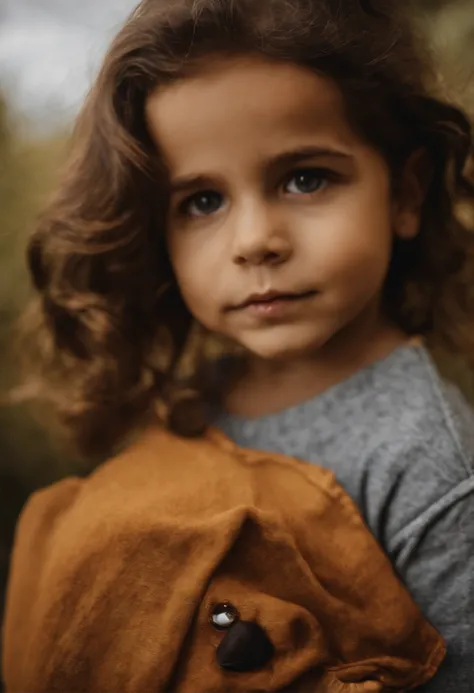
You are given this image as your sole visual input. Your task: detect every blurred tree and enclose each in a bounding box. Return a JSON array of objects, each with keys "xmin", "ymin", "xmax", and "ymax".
[
  {"xmin": 0, "ymin": 94, "xmax": 78, "ymax": 483},
  {"xmin": 0, "ymin": 96, "xmax": 80, "ymax": 659},
  {"xmin": 424, "ymin": 0, "xmax": 474, "ymax": 110}
]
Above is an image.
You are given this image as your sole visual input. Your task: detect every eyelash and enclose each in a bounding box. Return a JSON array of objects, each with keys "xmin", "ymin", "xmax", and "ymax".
[
  {"xmin": 177, "ymin": 167, "xmax": 339, "ymax": 219},
  {"xmin": 283, "ymin": 167, "xmax": 337, "ymax": 195}
]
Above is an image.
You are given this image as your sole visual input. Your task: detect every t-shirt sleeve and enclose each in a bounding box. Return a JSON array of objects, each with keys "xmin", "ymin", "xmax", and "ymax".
[{"xmin": 386, "ymin": 478, "xmax": 474, "ymax": 693}]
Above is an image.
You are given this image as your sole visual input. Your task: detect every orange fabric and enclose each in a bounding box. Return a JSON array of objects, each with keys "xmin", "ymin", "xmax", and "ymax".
[{"xmin": 2, "ymin": 426, "xmax": 445, "ymax": 692}]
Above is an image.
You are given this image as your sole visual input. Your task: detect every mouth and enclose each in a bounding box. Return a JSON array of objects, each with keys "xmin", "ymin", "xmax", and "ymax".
[{"xmin": 232, "ymin": 289, "xmax": 318, "ymax": 312}]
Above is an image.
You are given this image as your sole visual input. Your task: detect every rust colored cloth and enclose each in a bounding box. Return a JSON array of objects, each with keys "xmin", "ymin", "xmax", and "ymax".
[{"xmin": 2, "ymin": 427, "xmax": 445, "ymax": 692}]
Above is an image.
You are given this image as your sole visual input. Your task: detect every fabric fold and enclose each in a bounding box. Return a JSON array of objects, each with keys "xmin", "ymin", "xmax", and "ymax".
[{"xmin": 2, "ymin": 426, "xmax": 445, "ymax": 692}]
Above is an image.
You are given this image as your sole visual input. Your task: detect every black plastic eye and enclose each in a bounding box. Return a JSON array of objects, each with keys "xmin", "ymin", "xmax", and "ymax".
[{"xmin": 210, "ymin": 603, "xmax": 240, "ymax": 631}]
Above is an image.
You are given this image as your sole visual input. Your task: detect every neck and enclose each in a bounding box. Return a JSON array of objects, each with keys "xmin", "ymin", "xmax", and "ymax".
[{"xmin": 224, "ymin": 305, "xmax": 410, "ymax": 418}]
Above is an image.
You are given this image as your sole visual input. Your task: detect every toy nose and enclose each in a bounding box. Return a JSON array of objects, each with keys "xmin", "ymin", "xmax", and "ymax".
[{"xmin": 216, "ymin": 620, "xmax": 275, "ymax": 672}]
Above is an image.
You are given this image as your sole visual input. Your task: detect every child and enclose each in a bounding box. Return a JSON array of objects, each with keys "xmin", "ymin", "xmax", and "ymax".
[{"xmin": 4, "ymin": 0, "xmax": 474, "ymax": 690}]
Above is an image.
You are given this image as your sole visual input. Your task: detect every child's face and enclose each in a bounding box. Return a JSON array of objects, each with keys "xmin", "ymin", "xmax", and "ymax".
[{"xmin": 146, "ymin": 56, "xmax": 412, "ymax": 361}]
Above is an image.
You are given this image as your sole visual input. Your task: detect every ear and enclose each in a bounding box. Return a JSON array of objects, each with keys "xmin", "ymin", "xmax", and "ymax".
[{"xmin": 392, "ymin": 148, "xmax": 432, "ymax": 240}]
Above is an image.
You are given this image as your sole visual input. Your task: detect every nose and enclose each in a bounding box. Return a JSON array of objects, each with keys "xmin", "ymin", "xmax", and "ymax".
[
  {"xmin": 231, "ymin": 202, "xmax": 293, "ymax": 267},
  {"xmin": 216, "ymin": 620, "xmax": 275, "ymax": 672}
]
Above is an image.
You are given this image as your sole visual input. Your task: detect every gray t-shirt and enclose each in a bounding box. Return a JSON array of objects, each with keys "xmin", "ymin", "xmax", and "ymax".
[{"xmin": 214, "ymin": 343, "xmax": 474, "ymax": 692}]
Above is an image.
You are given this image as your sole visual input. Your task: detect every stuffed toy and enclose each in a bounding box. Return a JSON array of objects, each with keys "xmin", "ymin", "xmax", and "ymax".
[{"xmin": 2, "ymin": 426, "xmax": 445, "ymax": 692}]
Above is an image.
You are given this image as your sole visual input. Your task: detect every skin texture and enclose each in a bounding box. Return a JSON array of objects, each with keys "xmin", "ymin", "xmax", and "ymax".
[{"xmin": 146, "ymin": 56, "xmax": 423, "ymax": 416}]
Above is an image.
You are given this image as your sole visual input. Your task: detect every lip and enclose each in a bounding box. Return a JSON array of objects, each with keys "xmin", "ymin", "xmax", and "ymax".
[
  {"xmin": 235, "ymin": 289, "xmax": 316, "ymax": 309},
  {"xmin": 231, "ymin": 289, "xmax": 318, "ymax": 317}
]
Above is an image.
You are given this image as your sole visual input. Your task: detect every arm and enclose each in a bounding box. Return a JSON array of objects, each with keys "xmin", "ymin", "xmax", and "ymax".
[{"xmin": 388, "ymin": 479, "xmax": 474, "ymax": 693}]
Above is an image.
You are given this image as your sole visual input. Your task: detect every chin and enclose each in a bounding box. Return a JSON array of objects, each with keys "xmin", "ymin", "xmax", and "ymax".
[{"xmin": 241, "ymin": 329, "xmax": 332, "ymax": 362}]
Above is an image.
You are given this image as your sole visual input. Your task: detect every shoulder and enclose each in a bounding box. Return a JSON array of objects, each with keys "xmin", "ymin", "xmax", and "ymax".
[
  {"xmin": 364, "ymin": 346, "xmax": 474, "ymax": 480},
  {"xmin": 345, "ymin": 345, "xmax": 474, "ymax": 545},
  {"xmin": 368, "ymin": 345, "xmax": 474, "ymax": 473}
]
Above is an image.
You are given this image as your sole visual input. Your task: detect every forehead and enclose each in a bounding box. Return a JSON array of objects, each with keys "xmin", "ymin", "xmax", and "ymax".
[{"xmin": 145, "ymin": 56, "xmax": 360, "ymax": 171}]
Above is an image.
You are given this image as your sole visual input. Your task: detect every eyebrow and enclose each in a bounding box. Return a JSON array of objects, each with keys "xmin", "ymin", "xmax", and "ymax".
[
  {"xmin": 269, "ymin": 145, "xmax": 353, "ymax": 169},
  {"xmin": 169, "ymin": 146, "xmax": 353, "ymax": 195}
]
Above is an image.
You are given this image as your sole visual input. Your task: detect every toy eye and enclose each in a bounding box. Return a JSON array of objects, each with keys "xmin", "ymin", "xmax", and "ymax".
[{"xmin": 210, "ymin": 603, "xmax": 240, "ymax": 630}]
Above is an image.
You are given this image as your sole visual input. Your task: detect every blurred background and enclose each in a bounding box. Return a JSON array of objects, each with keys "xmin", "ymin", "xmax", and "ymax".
[{"xmin": 0, "ymin": 0, "xmax": 473, "ymax": 679}]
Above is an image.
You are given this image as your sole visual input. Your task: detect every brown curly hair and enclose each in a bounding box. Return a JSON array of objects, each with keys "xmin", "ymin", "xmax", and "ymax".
[{"xmin": 17, "ymin": 0, "xmax": 474, "ymax": 458}]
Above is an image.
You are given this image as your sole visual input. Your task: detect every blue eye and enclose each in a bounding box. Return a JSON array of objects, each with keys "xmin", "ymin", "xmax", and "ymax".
[
  {"xmin": 182, "ymin": 190, "xmax": 223, "ymax": 217},
  {"xmin": 285, "ymin": 169, "xmax": 329, "ymax": 195}
]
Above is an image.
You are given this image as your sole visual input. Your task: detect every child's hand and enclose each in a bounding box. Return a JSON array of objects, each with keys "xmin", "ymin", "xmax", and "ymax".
[{"xmin": 315, "ymin": 672, "xmax": 384, "ymax": 693}]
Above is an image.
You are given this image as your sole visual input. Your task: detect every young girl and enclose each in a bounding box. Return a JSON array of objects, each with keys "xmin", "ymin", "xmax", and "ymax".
[{"xmin": 5, "ymin": 0, "xmax": 474, "ymax": 690}]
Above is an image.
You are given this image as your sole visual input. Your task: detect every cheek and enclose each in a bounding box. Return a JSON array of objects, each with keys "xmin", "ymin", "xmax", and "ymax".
[
  {"xmin": 312, "ymin": 183, "xmax": 393, "ymax": 277},
  {"xmin": 333, "ymin": 236, "xmax": 392, "ymax": 298},
  {"xmin": 167, "ymin": 235, "xmax": 220, "ymax": 313},
  {"xmin": 329, "ymin": 226, "xmax": 392, "ymax": 275},
  {"xmin": 297, "ymin": 201, "xmax": 393, "ymax": 309}
]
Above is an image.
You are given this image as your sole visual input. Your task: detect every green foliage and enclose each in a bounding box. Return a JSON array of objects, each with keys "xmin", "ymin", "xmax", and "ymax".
[
  {"xmin": 0, "ymin": 105, "xmax": 67, "ymax": 326},
  {"xmin": 0, "ymin": 99, "xmax": 78, "ymax": 486},
  {"xmin": 418, "ymin": 0, "xmax": 474, "ymax": 109}
]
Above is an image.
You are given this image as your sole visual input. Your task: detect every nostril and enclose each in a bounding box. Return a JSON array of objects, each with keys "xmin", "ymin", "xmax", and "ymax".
[
  {"xmin": 290, "ymin": 616, "xmax": 312, "ymax": 649},
  {"xmin": 216, "ymin": 620, "xmax": 275, "ymax": 673}
]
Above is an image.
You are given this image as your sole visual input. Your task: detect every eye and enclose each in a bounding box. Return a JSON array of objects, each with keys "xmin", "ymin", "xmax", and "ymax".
[
  {"xmin": 284, "ymin": 168, "xmax": 330, "ymax": 195},
  {"xmin": 180, "ymin": 190, "xmax": 223, "ymax": 217},
  {"xmin": 210, "ymin": 603, "xmax": 240, "ymax": 631}
]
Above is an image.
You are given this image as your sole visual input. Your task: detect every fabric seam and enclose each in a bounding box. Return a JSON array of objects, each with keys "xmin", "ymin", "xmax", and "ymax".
[
  {"xmin": 389, "ymin": 475, "xmax": 474, "ymax": 551},
  {"xmin": 419, "ymin": 347, "xmax": 474, "ymax": 476}
]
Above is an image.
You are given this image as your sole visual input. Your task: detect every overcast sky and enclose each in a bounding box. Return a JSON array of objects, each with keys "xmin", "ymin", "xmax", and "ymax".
[{"xmin": 0, "ymin": 0, "xmax": 138, "ymax": 133}]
